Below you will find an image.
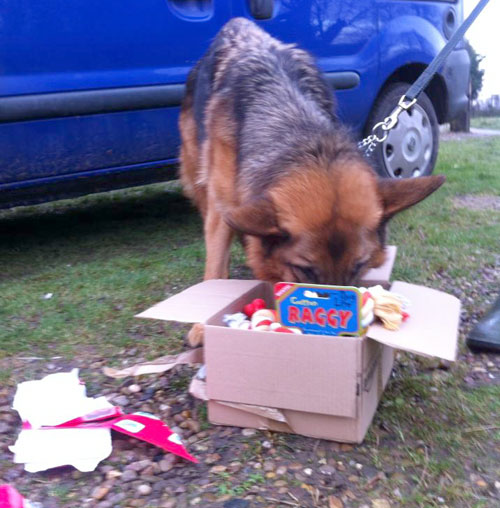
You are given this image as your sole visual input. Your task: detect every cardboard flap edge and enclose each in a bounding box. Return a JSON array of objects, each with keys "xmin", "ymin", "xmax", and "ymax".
[
  {"xmin": 366, "ymin": 281, "xmax": 461, "ymax": 361},
  {"xmin": 136, "ymin": 279, "xmax": 264, "ymax": 324}
]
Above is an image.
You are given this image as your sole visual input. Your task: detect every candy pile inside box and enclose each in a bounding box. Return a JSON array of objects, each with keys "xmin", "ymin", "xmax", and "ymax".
[
  {"xmin": 137, "ymin": 246, "xmax": 461, "ymax": 444},
  {"xmin": 224, "ymin": 298, "xmax": 303, "ymax": 334},
  {"xmin": 223, "ymin": 283, "xmax": 410, "ymax": 338}
]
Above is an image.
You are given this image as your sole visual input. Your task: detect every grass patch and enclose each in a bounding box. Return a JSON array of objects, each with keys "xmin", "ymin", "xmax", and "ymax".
[
  {"xmin": 389, "ymin": 137, "xmax": 500, "ymax": 283},
  {"xmin": 0, "ymin": 182, "xmax": 201, "ymax": 359},
  {"xmin": 471, "ymin": 115, "xmax": 500, "ymax": 130},
  {"xmin": 367, "ymin": 378, "xmax": 499, "ymax": 507},
  {"xmin": 215, "ymin": 471, "xmax": 266, "ymax": 497}
]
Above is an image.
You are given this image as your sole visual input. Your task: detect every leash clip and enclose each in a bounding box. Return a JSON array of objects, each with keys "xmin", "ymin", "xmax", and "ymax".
[
  {"xmin": 386, "ymin": 95, "xmax": 417, "ymax": 130},
  {"xmin": 398, "ymin": 95, "xmax": 417, "ymax": 111},
  {"xmin": 373, "ymin": 95, "xmax": 417, "ymax": 139},
  {"xmin": 358, "ymin": 95, "xmax": 417, "ymax": 157}
]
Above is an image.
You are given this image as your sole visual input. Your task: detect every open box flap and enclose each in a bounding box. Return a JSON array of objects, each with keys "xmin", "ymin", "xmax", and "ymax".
[
  {"xmin": 366, "ymin": 281, "xmax": 460, "ymax": 361},
  {"xmin": 136, "ymin": 279, "xmax": 263, "ymax": 323}
]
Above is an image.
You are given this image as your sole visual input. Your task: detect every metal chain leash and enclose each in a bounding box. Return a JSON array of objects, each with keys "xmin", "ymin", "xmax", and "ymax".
[{"xmin": 358, "ymin": 96, "xmax": 417, "ymax": 157}]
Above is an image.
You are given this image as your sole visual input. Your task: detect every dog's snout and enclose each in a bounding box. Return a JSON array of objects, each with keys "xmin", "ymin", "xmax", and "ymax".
[
  {"xmin": 318, "ymin": 269, "xmax": 358, "ymax": 287},
  {"xmin": 317, "ymin": 274, "xmax": 350, "ymax": 287},
  {"xmin": 342, "ymin": 275, "xmax": 355, "ymax": 286}
]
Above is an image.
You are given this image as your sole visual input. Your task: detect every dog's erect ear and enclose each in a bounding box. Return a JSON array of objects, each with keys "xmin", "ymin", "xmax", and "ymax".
[
  {"xmin": 378, "ymin": 175, "xmax": 446, "ymax": 220},
  {"xmin": 223, "ymin": 199, "xmax": 283, "ymax": 237}
]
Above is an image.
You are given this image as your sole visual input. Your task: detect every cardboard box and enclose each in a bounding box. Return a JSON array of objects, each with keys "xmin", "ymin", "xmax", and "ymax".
[{"xmin": 137, "ymin": 247, "xmax": 460, "ymax": 443}]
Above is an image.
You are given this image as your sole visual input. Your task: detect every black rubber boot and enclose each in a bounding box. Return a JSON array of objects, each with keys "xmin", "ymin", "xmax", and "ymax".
[{"xmin": 466, "ymin": 293, "xmax": 500, "ymax": 353}]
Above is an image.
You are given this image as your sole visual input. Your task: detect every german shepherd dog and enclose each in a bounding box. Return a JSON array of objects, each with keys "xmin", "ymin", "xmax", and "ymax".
[{"xmin": 180, "ymin": 18, "xmax": 444, "ymax": 343}]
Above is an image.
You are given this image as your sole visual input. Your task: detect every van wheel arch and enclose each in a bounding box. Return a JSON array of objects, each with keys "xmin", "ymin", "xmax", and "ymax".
[{"xmin": 368, "ymin": 64, "xmax": 447, "ymax": 125}]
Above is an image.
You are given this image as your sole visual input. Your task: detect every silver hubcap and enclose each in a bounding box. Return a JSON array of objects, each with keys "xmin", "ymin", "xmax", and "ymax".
[{"xmin": 382, "ymin": 104, "xmax": 433, "ymax": 178}]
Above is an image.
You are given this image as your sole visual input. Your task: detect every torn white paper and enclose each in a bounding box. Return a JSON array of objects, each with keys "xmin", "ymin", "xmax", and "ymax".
[
  {"xmin": 12, "ymin": 369, "xmax": 114, "ymax": 429},
  {"xmin": 10, "ymin": 427, "xmax": 112, "ymax": 472},
  {"xmin": 11, "ymin": 369, "xmax": 115, "ymax": 472}
]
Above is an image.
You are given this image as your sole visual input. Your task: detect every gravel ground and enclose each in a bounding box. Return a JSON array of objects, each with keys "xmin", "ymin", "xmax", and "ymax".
[{"xmin": 1, "ymin": 259, "xmax": 499, "ymax": 508}]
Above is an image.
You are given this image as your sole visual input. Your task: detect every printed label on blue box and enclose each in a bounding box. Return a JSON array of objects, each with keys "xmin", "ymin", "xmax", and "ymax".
[{"xmin": 274, "ymin": 282, "xmax": 362, "ymax": 336}]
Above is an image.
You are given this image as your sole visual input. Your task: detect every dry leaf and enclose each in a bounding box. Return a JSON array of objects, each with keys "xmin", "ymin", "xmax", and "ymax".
[
  {"xmin": 301, "ymin": 483, "xmax": 319, "ymax": 504},
  {"xmin": 344, "ymin": 489, "xmax": 357, "ymax": 499},
  {"xmin": 328, "ymin": 495, "xmax": 344, "ymax": 508},
  {"xmin": 372, "ymin": 499, "xmax": 391, "ymax": 508}
]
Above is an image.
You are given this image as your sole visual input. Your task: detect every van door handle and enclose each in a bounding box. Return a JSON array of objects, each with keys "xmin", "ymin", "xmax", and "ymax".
[{"xmin": 248, "ymin": 0, "xmax": 274, "ymax": 20}]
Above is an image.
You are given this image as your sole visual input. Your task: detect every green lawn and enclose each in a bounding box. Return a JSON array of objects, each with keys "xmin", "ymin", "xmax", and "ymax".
[
  {"xmin": 389, "ymin": 136, "xmax": 500, "ymax": 282},
  {"xmin": 471, "ymin": 115, "xmax": 500, "ymax": 130},
  {"xmin": 0, "ymin": 183, "xmax": 205, "ymax": 360}
]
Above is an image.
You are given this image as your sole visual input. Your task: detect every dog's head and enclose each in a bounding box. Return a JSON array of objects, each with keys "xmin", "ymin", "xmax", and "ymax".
[{"xmin": 225, "ymin": 161, "xmax": 445, "ymax": 285}]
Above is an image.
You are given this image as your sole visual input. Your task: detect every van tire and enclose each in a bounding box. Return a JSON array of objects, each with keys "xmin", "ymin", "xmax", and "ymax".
[{"xmin": 364, "ymin": 82, "xmax": 439, "ymax": 178}]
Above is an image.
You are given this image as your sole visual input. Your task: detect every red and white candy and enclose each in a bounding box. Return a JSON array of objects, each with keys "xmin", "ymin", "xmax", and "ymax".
[
  {"xmin": 224, "ymin": 302, "xmax": 302, "ymax": 334},
  {"xmin": 270, "ymin": 322, "xmax": 302, "ymax": 334},
  {"xmin": 251, "ymin": 309, "xmax": 277, "ymax": 331},
  {"xmin": 360, "ymin": 289, "xmax": 375, "ymax": 328},
  {"xmin": 243, "ymin": 298, "xmax": 267, "ymax": 318}
]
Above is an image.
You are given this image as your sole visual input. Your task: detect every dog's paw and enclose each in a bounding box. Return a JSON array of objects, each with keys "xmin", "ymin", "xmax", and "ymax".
[{"xmin": 187, "ymin": 323, "xmax": 205, "ymax": 347}]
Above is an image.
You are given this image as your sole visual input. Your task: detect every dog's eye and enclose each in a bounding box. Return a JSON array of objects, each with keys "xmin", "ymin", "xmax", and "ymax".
[
  {"xmin": 262, "ymin": 231, "xmax": 290, "ymax": 257},
  {"xmin": 351, "ymin": 261, "xmax": 367, "ymax": 279},
  {"xmin": 291, "ymin": 265, "xmax": 319, "ymax": 283}
]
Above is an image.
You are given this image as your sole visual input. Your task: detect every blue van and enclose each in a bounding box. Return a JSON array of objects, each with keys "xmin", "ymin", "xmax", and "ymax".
[{"xmin": 0, "ymin": 0, "xmax": 470, "ymax": 209}]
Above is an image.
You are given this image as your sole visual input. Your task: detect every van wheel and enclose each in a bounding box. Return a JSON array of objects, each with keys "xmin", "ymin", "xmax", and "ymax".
[{"xmin": 364, "ymin": 82, "xmax": 439, "ymax": 178}]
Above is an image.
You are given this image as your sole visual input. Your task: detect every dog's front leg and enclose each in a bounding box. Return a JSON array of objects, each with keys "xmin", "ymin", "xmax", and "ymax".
[
  {"xmin": 187, "ymin": 322, "xmax": 205, "ymax": 347},
  {"xmin": 187, "ymin": 204, "xmax": 233, "ymax": 348},
  {"xmin": 203, "ymin": 202, "xmax": 234, "ymax": 280}
]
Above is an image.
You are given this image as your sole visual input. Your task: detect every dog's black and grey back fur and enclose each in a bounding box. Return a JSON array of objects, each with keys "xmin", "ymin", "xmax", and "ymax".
[{"xmin": 186, "ymin": 17, "xmax": 358, "ymax": 200}]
